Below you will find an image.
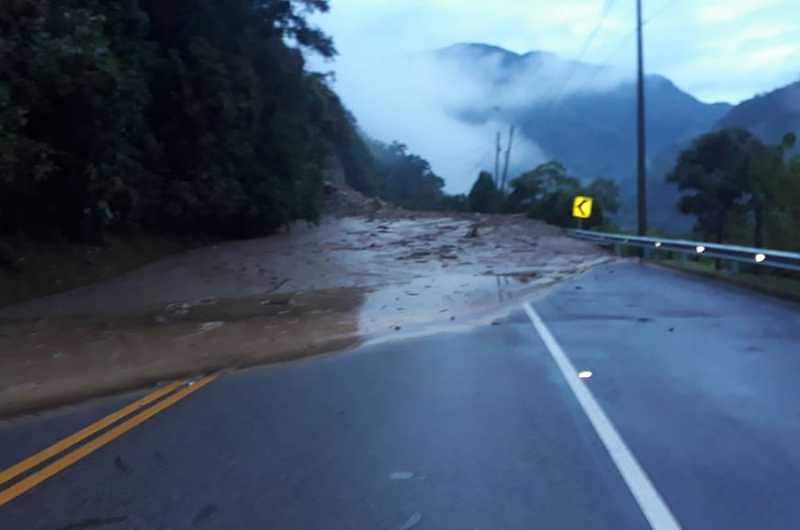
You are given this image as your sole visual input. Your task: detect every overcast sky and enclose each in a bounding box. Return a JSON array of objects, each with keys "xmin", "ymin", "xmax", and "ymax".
[
  {"xmin": 311, "ymin": 0, "xmax": 800, "ymax": 104},
  {"xmin": 307, "ymin": 0, "xmax": 800, "ymax": 193}
]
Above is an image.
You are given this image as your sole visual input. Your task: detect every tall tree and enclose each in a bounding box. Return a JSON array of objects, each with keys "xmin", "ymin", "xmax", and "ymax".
[
  {"xmin": 468, "ymin": 171, "xmax": 501, "ymax": 213},
  {"xmin": 506, "ymin": 161, "xmax": 617, "ymax": 228},
  {"xmin": 747, "ymin": 132, "xmax": 796, "ymax": 247},
  {"xmin": 784, "ymin": 155, "xmax": 800, "ymax": 250},
  {"xmin": 0, "ymin": 0, "xmax": 383, "ymax": 241},
  {"xmin": 369, "ymin": 141, "xmax": 444, "ymax": 210},
  {"xmin": 668, "ymin": 128, "xmax": 764, "ymax": 243},
  {"xmin": 587, "ymin": 178, "xmax": 621, "ymax": 216}
]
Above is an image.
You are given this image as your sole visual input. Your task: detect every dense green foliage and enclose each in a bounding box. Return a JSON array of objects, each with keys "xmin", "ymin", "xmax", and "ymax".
[
  {"xmin": 669, "ymin": 128, "xmax": 800, "ymax": 249},
  {"xmin": 312, "ymin": 84, "xmax": 386, "ymax": 196},
  {"xmin": 435, "ymin": 43, "xmax": 731, "ymax": 226},
  {"xmin": 0, "ymin": 0, "xmax": 378, "ymax": 241},
  {"xmin": 502, "ymin": 162, "xmax": 619, "ymax": 227},
  {"xmin": 438, "ymin": 193, "xmax": 469, "ymax": 212},
  {"xmin": 468, "ymin": 171, "xmax": 502, "ymax": 213},
  {"xmin": 669, "ymin": 129, "xmax": 764, "ymax": 243},
  {"xmin": 368, "ymin": 140, "xmax": 446, "ymax": 210},
  {"xmin": 717, "ymin": 81, "xmax": 800, "ymax": 147}
]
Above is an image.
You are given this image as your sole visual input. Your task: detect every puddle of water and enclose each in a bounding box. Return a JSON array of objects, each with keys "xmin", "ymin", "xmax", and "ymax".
[
  {"xmin": 357, "ymin": 271, "xmax": 560, "ymax": 336},
  {"xmin": 0, "ymin": 288, "xmax": 368, "ymax": 416},
  {"xmin": 0, "ymin": 214, "xmax": 611, "ymax": 415}
]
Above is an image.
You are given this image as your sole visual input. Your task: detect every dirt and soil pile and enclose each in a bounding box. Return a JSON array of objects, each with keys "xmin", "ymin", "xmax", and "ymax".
[
  {"xmin": 323, "ymin": 182, "xmax": 394, "ymax": 218},
  {"xmin": 0, "ymin": 185, "xmax": 610, "ymax": 416}
]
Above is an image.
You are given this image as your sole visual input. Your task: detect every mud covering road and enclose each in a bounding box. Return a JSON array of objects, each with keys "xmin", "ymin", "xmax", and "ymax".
[{"xmin": 0, "ymin": 201, "xmax": 608, "ymax": 416}]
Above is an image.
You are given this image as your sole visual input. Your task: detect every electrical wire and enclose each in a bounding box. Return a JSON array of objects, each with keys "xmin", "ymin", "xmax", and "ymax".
[
  {"xmin": 547, "ymin": 0, "xmax": 618, "ymax": 109},
  {"xmin": 581, "ymin": 0, "xmax": 679, "ymax": 90},
  {"xmin": 467, "ymin": 145, "xmax": 494, "ymax": 176}
]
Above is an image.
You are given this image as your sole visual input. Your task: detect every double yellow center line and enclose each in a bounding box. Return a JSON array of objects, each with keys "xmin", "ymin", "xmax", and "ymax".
[{"xmin": 0, "ymin": 374, "xmax": 217, "ymax": 506}]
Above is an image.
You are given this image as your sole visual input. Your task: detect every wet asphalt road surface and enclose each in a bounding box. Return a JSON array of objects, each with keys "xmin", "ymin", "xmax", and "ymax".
[{"xmin": 1, "ymin": 262, "xmax": 799, "ymax": 529}]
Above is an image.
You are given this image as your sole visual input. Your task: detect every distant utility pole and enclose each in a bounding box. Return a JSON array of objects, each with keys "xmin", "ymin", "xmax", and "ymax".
[
  {"xmin": 501, "ymin": 125, "xmax": 515, "ymax": 192},
  {"xmin": 494, "ymin": 131, "xmax": 502, "ymax": 186},
  {"xmin": 636, "ymin": 0, "xmax": 648, "ymax": 236}
]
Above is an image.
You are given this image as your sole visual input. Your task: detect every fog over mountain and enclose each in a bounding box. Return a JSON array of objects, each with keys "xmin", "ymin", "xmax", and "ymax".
[
  {"xmin": 435, "ymin": 43, "xmax": 731, "ymax": 186},
  {"xmin": 323, "ymin": 41, "xmax": 800, "ymax": 230},
  {"xmin": 717, "ymin": 80, "xmax": 800, "ymax": 145},
  {"xmin": 327, "ymin": 43, "xmax": 728, "ymax": 210}
]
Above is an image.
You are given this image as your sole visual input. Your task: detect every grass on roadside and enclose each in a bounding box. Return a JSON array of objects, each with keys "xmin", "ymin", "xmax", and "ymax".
[
  {"xmin": 650, "ymin": 256, "xmax": 800, "ymax": 303},
  {"xmin": 0, "ymin": 234, "xmax": 198, "ymax": 308}
]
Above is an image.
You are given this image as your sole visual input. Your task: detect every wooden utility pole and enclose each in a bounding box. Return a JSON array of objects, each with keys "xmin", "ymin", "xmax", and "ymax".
[
  {"xmin": 494, "ymin": 131, "xmax": 502, "ymax": 186},
  {"xmin": 501, "ymin": 125, "xmax": 515, "ymax": 192},
  {"xmin": 636, "ymin": 0, "xmax": 648, "ymax": 236}
]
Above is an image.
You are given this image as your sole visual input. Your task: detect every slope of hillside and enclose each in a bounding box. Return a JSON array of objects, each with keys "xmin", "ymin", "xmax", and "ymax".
[
  {"xmin": 716, "ymin": 80, "xmax": 800, "ymax": 145},
  {"xmin": 639, "ymin": 79, "xmax": 800, "ymax": 232}
]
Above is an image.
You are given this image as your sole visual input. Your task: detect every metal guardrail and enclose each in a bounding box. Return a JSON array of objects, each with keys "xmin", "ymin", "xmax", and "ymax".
[{"xmin": 568, "ymin": 229, "xmax": 800, "ymax": 273}]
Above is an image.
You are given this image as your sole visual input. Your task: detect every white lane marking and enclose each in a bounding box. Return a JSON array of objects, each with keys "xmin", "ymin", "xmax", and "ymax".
[{"xmin": 523, "ymin": 303, "xmax": 682, "ymax": 530}]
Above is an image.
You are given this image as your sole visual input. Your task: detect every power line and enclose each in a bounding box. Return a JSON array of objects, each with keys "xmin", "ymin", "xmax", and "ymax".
[
  {"xmin": 464, "ymin": 2, "xmax": 621, "ymax": 184},
  {"xmin": 501, "ymin": 125, "xmax": 516, "ymax": 191},
  {"xmin": 582, "ymin": 0, "xmax": 678, "ymax": 89},
  {"xmin": 495, "ymin": 131, "xmax": 502, "ymax": 186},
  {"xmin": 636, "ymin": 0, "xmax": 648, "ymax": 236},
  {"xmin": 533, "ymin": 0, "xmax": 618, "ymax": 140},
  {"xmin": 547, "ymin": 0, "xmax": 618, "ymax": 109}
]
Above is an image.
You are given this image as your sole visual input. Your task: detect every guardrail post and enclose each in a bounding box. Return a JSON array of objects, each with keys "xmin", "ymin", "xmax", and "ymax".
[
  {"xmin": 679, "ymin": 253, "xmax": 688, "ymax": 265},
  {"xmin": 727, "ymin": 260, "xmax": 740, "ymax": 275},
  {"xmin": 614, "ymin": 243, "xmax": 622, "ymax": 257}
]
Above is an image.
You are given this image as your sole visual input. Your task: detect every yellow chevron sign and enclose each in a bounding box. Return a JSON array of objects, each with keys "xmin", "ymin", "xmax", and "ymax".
[{"xmin": 572, "ymin": 196, "xmax": 593, "ymax": 219}]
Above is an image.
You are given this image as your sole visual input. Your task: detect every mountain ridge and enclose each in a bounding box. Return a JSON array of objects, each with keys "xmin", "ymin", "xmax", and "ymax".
[
  {"xmin": 716, "ymin": 80, "xmax": 800, "ymax": 144},
  {"xmin": 428, "ymin": 42, "xmax": 732, "ymax": 231}
]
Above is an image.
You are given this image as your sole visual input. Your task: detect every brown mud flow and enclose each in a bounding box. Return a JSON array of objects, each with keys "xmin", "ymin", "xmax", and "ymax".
[
  {"xmin": 0, "ymin": 212, "xmax": 608, "ymax": 417},
  {"xmin": 0, "ymin": 289, "xmax": 365, "ymax": 417}
]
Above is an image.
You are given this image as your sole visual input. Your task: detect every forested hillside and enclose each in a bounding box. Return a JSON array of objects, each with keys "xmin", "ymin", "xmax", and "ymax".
[
  {"xmin": 0, "ymin": 0, "xmax": 383, "ymax": 242},
  {"xmin": 660, "ymin": 81, "xmax": 800, "ymax": 250},
  {"xmin": 433, "ymin": 44, "xmax": 731, "ymax": 193},
  {"xmin": 640, "ymin": 78, "xmax": 800, "ymax": 234},
  {"xmin": 717, "ymin": 81, "xmax": 800, "ymax": 147}
]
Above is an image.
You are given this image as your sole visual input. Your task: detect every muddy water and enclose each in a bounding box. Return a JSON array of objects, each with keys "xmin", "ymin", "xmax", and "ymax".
[
  {"xmin": 0, "ymin": 289, "xmax": 366, "ymax": 416},
  {"xmin": 359, "ymin": 271, "xmax": 553, "ymax": 335},
  {"xmin": 0, "ymin": 214, "xmax": 609, "ymax": 416}
]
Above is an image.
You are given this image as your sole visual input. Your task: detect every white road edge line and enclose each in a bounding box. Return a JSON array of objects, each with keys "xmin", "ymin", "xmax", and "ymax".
[{"xmin": 523, "ymin": 302, "xmax": 682, "ymax": 530}]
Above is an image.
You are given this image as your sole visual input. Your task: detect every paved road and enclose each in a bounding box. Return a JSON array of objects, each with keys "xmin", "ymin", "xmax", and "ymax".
[{"xmin": 1, "ymin": 262, "xmax": 800, "ymax": 529}]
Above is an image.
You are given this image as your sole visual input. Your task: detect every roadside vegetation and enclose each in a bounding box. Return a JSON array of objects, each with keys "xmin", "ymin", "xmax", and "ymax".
[
  {"xmin": 463, "ymin": 162, "xmax": 620, "ymax": 229},
  {"xmin": 2, "ymin": 2, "xmax": 798, "ymax": 308},
  {"xmin": 602, "ymin": 127, "xmax": 800, "ymax": 298},
  {"xmin": 0, "ymin": 0, "xmax": 446, "ymax": 306},
  {"xmin": 0, "ymin": 0, "xmax": 354, "ymax": 242},
  {"xmin": 654, "ymin": 257, "xmax": 800, "ymax": 304},
  {"xmin": 0, "ymin": 234, "xmax": 199, "ymax": 307},
  {"xmin": 668, "ymin": 129, "xmax": 800, "ymax": 250},
  {"xmin": 0, "ymin": 0, "xmax": 614, "ymax": 308}
]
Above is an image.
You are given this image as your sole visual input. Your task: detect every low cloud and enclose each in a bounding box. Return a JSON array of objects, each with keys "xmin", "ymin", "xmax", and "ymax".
[
  {"xmin": 306, "ymin": 0, "xmax": 800, "ymax": 190},
  {"xmin": 329, "ymin": 50, "xmax": 541, "ymax": 192},
  {"xmin": 310, "ymin": 0, "xmax": 800, "ymax": 103},
  {"xmin": 314, "ymin": 45, "xmax": 630, "ymax": 193}
]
